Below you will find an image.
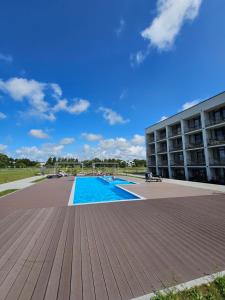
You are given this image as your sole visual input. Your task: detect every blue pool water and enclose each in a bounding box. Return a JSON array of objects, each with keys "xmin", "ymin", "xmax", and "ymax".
[{"xmin": 73, "ymin": 176, "xmax": 140, "ymax": 205}]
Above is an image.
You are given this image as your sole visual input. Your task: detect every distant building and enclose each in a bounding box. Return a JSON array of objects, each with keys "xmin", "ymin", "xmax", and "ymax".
[{"xmin": 145, "ymin": 92, "xmax": 225, "ymax": 184}]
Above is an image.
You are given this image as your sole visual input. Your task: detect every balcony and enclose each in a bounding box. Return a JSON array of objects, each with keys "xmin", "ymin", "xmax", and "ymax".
[
  {"xmin": 157, "ymin": 147, "xmax": 167, "ymax": 153},
  {"xmin": 206, "ymin": 116, "xmax": 225, "ymax": 127},
  {"xmin": 186, "ymin": 142, "xmax": 204, "ymax": 150},
  {"xmin": 187, "ymin": 159, "xmax": 205, "ymax": 166},
  {"xmin": 158, "ymin": 160, "xmax": 168, "ymax": 166},
  {"xmin": 170, "ymin": 144, "xmax": 183, "ymax": 152},
  {"xmin": 148, "ymin": 148, "xmax": 155, "ymax": 155},
  {"xmin": 208, "ymin": 138, "xmax": 225, "ymax": 147},
  {"xmin": 184, "ymin": 123, "xmax": 201, "ymax": 133},
  {"xmin": 170, "ymin": 160, "xmax": 184, "ymax": 166},
  {"xmin": 169, "ymin": 128, "xmax": 182, "ymax": 138},
  {"xmin": 157, "ymin": 133, "xmax": 166, "ymax": 141},
  {"xmin": 209, "ymin": 158, "xmax": 225, "ymax": 166},
  {"xmin": 148, "ymin": 139, "xmax": 155, "ymax": 144}
]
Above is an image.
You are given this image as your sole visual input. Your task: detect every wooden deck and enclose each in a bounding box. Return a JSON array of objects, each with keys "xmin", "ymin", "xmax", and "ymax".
[{"xmin": 0, "ymin": 176, "xmax": 225, "ymax": 300}]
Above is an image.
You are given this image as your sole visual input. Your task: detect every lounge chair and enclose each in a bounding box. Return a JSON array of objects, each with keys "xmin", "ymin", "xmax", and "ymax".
[{"xmin": 145, "ymin": 173, "xmax": 162, "ymax": 182}]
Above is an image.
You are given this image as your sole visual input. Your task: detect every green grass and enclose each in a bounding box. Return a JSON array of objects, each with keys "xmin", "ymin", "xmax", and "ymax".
[
  {"xmin": 0, "ymin": 167, "xmax": 146, "ymax": 184},
  {"xmin": 31, "ymin": 177, "xmax": 46, "ymax": 183},
  {"xmin": 0, "ymin": 189, "xmax": 18, "ymax": 197},
  {"xmin": 0, "ymin": 168, "xmax": 54, "ymax": 184},
  {"xmin": 0, "ymin": 168, "xmax": 41, "ymax": 184},
  {"xmin": 152, "ymin": 276, "xmax": 225, "ymax": 300}
]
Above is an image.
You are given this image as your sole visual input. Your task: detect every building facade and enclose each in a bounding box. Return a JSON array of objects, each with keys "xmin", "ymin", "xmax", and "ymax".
[{"xmin": 145, "ymin": 92, "xmax": 225, "ymax": 184}]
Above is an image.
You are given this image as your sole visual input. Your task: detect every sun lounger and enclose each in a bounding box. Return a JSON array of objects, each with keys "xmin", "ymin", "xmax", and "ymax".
[{"xmin": 145, "ymin": 173, "xmax": 162, "ymax": 182}]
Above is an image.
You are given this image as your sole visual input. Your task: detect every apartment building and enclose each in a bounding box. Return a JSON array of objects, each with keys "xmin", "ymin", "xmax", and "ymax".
[{"xmin": 145, "ymin": 92, "xmax": 225, "ymax": 184}]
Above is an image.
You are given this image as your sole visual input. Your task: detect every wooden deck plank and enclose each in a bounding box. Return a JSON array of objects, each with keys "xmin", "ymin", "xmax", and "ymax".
[
  {"xmin": 5, "ymin": 208, "xmax": 59, "ymax": 300},
  {"xmin": 0, "ymin": 179, "xmax": 224, "ymax": 300},
  {"xmin": 0, "ymin": 209, "xmax": 44, "ymax": 286},
  {"xmin": 0, "ymin": 210, "xmax": 37, "ymax": 254},
  {"xmin": 79, "ymin": 207, "xmax": 96, "ymax": 300},
  {"xmin": 18, "ymin": 208, "xmax": 64, "ymax": 300},
  {"xmin": 0, "ymin": 210, "xmax": 25, "ymax": 236},
  {"xmin": 87, "ymin": 206, "xmax": 122, "ymax": 300},
  {"xmin": 97, "ymin": 205, "xmax": 147, "ymax": 297},
  {"xmin": 85, "ymin": 206, "xmax": 108, "ymax": 300},
  {"xmin": 70, "ymin": 206, "xmax": 83, "ymax": 300},
  {"xmin": 57, "ymin": 208, "xmax": 75, "ymax": 300},
  {"xmin": 128, "ymin": 201, "xmax": 225, "ymax": 276},
  {"xmin": 26, "ymin": 207, "xmax": 66, "ymax": 300},
  {"xmin": 44, "ymin": 208, "xmax": 70, "ymax": 300},
  {"xmin": 91, "ymin": 206, "xmax": 133, "ymax": 300},
  {"xmin": 0, "ymin": 208, "xmax": 54, "ymax": 300}
]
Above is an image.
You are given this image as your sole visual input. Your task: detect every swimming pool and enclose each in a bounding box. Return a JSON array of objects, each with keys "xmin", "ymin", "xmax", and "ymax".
[{"xmin": 71, "ymin": 176, "xmax": 140, "ymax": 205}]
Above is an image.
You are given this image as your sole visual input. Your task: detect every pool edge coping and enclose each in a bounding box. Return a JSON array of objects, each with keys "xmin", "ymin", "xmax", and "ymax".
[{"xmin": 67, "ymin": 176, "xmax": 145, "ymax": 206}]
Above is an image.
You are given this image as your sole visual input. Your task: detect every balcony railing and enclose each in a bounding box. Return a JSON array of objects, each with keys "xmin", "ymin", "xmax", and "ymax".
[
  {"xmin": 148, "ymin": 138, "xmax": 155, "ymax": 143},
  {"xmin": 187, "ymin": 159, "xmax": 205, "ymax": 166},
  {"xmin": 209, "ymin": 159, "xmax": 225, "ymax": 166},
  {"xmin": 157, "ymin": 134, "xmax": 166, "ymax": 141},
  {"xmin": 185, "ymin": 142, "xmax": 204, "ymax": 149},
  {"xmin": 148, "ymin": 148, "xmax": 155, "ymax": 154},
  {"xmin": 206, "ymin": 116, "xmax": 225, "ymax": 127},
  {"xmin": 157, "ymin": 147, "xmax": 167, "ymax": 153},
  {"xmin": 170, "ymin": 160, "xmax": 184, "ymax": 166},
  {"xmin": 169, "ymin": 129, "xmax": 182, "ymax": 137},
  {"xmin": 158, "ymin": 160, "xmax": 168, "ymax": 166},
  {"xmin": 170, "ymin": 144, "xmax": 183, "ymax": 152},
  {"xmin": 208, "ymin": 139, "xmax": 225, "ymax": 146},
  {"xmin": 184, "ymin": 123, "xmax": 201, "ymax": 133}
]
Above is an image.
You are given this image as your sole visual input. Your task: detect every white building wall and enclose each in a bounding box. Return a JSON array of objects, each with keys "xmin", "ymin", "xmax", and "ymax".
[{"xmin": 145, "ymin": 92, "xmax": 225, "ymax": 183}]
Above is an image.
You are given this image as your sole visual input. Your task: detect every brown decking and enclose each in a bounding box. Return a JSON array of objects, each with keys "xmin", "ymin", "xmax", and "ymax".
[
  {"xmin": 0, "ymin": 177, "xmax": 73, "ymax": 218},
  {"xmin": 0, "ymin": 177, "xmax": 225, "ymax": 300}
]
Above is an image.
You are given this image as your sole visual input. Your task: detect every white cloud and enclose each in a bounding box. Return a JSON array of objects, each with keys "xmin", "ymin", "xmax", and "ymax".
[
  {"xmin": 131, "ymin": 134, "xmax": 145, "ymax": 145},
  {"xmin": 159, "ymin": 115, "xmax": 168, "ymax": 121},
  {"xmin": 0, "ymin": 112, "xmax": 7, "ymax": 120},
  {"xmin": 141, "ymin": 0, "xmax": 202, "ymax": 50},
  {"xmin": 81, "ymin": 134, "xmax": 146, "ymax": 160},
  {"xmin": 82, "ymin": 133, "xmax": 103, "ymax": 142},
  {"xmin": 53, "ymin": 98, "xmax": 90, "ymax": 115},
  {"xmin": 29, "ymin": 129, "xmax": 49, "ymax": 139},
  {"xmin": 0, "ymin": 53, "xmax": 13, "ymax": 63},
  {"xmin": 60, "ymin": 137, "xmax": 75, "ymax": 145},
  {"xmin": 180, "ymin": 99, "xmax": 200, "ymax": 111},
  {"xmin": 0, "ymin": 77, "xmax": 90, "ymax": 121},
  {"xmin": 115, "ymin": 18, "xmax": 125, "ymax": 36},
  {"xmin": 50, "ymin": 83, "xmax": 62, "ymax": 98},
  {"xmin": 98, "ymin": 107, "xmax": 129, "ymax": 125},
  {"xmin": 15, "ymin": 143, "xmax": 65, "ymax": 161},
  {"xmin": 0, "ymin": 144, "xmax": 7, "ymax": 152},
  {"xmin": 130, "ymin": 50, "xmax": 149, "ymax": 67}
]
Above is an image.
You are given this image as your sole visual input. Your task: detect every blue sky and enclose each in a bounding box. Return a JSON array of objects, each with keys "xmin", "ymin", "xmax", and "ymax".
[{"xmin": 0, "ymin": 0, "xmax": 225, "ymax": 161}]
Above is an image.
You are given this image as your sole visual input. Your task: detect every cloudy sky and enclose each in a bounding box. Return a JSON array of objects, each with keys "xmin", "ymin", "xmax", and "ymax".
[{"xmin": 0, "ymin": 0, "xmax": 224, "ymax": 161}]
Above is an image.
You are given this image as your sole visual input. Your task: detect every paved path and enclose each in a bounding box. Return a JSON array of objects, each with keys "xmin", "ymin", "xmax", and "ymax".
[{"xmin": 0, "ymin": 175, "xmax": 45, "ymax": 192}]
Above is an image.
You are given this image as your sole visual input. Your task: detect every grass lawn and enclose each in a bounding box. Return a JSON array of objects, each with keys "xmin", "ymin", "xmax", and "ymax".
[
  {"xmin": 0, "ymin": 189, "xmax": 18, "ymax": 197},
  {"xmin": 153, "ymin": 275, "xmax": 225, "ymax": 300},
  {"xmin": 0, "ymin": 168, "xmax": 40, "ymax": 184},
  {"xmin": 0, "ymin": 167, "xmax": 146, "ymax": 184}
]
